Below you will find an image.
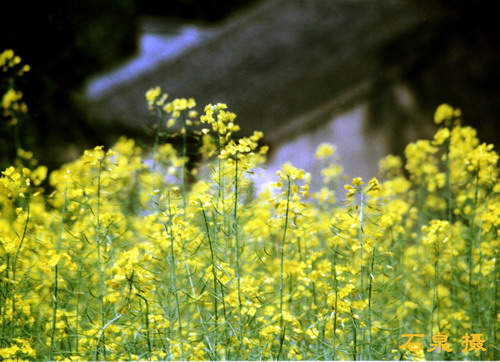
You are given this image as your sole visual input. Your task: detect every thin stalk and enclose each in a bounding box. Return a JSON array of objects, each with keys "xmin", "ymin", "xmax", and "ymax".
[
  {"xmin": 201, "ymin": 203, "xmax": 219, "ymax": 359},
  {"xmin": 218, "ymin": 276, "xmax": 229, "ymax": 360},
  {"xmin": 215, "ymin": 129, "xmax": 229, "ymax": 260},
  {"xmin": 64, "ymin": 314, "xmax": 72, "ymax": 354},
  {"xmin": 359, "ymin": 192, "xmax": 364, "ymax": 263},
  {"xmin": 468, "ymin": 168, "xmax": 480, "ymax": 331},
  {"xmin": 10, "ymin": 195, "xmax": 30, "ymax": 340},
  {"xmin": 49, "ymin": 254, "xmax": 59, "ymax": 358},
  {"xmin": 75, "ymin": 265, "xmax": 83, "ymax": 355},
  {"xmin": 176, "ymin": 116, "xmax": 214, "ymax": 356},
  {"xmin": 181, "ymin": 112, "xmax": 188, "ymax": 211},
  {"xmin": 332, "ymin": 253, "xmax": 339, "ymax": 360},
  {"xmin": 397, "ymin": 226, "xmax": 405, "ymax": 330},
  {"xmin": 358, "ymin": 191, "xmax": 366, "ymax": 359},
  {"xmin": 350, "ymin": 307, "xmax": 358, "ymax": 361},
  {"xmin": 431, "ymin": 237, "xmax": 440, "ymax": 335},
  {"xmin": 214, "ymin": 129, "xmax": 230, "ymax": 359},
  {"xmin": 136, "ymin": 294, "xmax": 152, "ymax": 359},
  {"xmin": 367, "ymin": 248, "xmax": 375, "ymax": 360},
  {"xmin": 319, "ymin": 320, "xmax": 326, "ymax": 359},
  {"xmin": 95, "ymin": 158, "xmax": 106, "ymax": 360},
  {"xmin": 277, "ymin": 179, "xmax": 291, "ymax": 360},
  {"xmin": 50, "ymin": 184, "xmax": 68, "ymax": 359},
  {"xmin": 489, "ymin": 247, "xmax": 499, "ymax": 361},
  {"xmin": 165, "ymin": 191, "xmax": 184, "ymax": 359},
  {"xmin": 179, "ymin": 153, "xmax": 213, "ymax": 356},
  {"xmin": 233, "ymin": 156, "xmax": 244, "ymax": 357},
  {"xmin": 184, "ymin": 257, "xmax": 214, "ymax": 357},
  {"xmin": 1, "ymin": 255, "xmax": 10, "ymax": 339},
  {"xmin": 94, "ymin": 314, "xmax": 122, "ymax": 361}
]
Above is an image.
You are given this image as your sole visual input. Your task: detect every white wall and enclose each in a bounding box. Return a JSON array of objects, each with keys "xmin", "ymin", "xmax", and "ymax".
[{"xmin": 260, "ymin": 103, "xmax": 389, "ymax": 191}]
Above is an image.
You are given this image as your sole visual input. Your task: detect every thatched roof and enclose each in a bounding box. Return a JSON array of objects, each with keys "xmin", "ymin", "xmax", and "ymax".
[{"xmin": 86, "ymin": 0, "xmax": 455, "ymax": 143}]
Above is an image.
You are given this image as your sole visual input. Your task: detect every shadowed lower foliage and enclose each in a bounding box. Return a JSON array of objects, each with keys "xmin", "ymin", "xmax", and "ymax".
[{"xmin": 0, "ymin": 84, "xmax": 498, "ymax": 360}]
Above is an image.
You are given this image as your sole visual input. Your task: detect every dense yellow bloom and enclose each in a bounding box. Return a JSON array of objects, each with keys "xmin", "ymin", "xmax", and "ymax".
[
  {"xmin": 315, "ymin": 143, "xmax": 336, "ymax": 159},
  {"xmin": 2, "ymin": 88, "xmax": 22, "ymax": 109},
  {"xmin": 421, "ymin": 219, "xmax": 450, "ymax": 245},
  {"xmin": 352, "ymin": 177, "xmax": 364, "ymax": 187},
  {"xmin": 434, "ymin": 103, "xmax": 461, "ymax": 125},
  {"xmin": 163, "ymin": 97, "xmax": 196, "ymax": 113},
  {"xmin": 145, "ymin": 86, "xmax": 162, "ymax": 107},
  {"xmin": 277, "ymin": 162, "xmax": 306, "ymax": 181},
  {"xmin": 2, "ymin": 76, "xmax": 499, "ymax": 360}
]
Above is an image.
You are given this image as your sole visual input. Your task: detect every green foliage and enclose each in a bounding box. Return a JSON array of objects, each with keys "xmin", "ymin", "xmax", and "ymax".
[{"xmin": 0, "ymin": 79, "xmax": 498, "ymax": 360}]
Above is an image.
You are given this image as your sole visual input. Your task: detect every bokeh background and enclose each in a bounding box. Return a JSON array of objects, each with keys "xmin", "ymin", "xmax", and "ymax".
[{"xmin": 1, "ymin": 0, "xmax": 498, "ymax": 179}]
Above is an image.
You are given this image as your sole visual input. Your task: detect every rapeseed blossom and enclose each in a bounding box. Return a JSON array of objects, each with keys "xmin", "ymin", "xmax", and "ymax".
[
  {"xmin": 1, "ymin": 50, "xmax": 29, "ymax": 126},
  {"xmin": 0, "ymin": 74, "xmax": 498, "ymax": 360}
]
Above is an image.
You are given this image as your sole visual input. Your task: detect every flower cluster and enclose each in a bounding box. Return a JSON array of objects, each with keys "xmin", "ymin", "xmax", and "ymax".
[
  {"xmin": 0, "ymin": 76, "xmax": 498, "ymax": 361},
  {"xmin": 1, "ymin": 49, "xmax": 29, "ymax": 126}
]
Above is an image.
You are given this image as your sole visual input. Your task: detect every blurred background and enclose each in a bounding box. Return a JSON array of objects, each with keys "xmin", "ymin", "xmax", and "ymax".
[{"xmin": 1, "ymin": 0, "xmax": 498, "ymax": 181}]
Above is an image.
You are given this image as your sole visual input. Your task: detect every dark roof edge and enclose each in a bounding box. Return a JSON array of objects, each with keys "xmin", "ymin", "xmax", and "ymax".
[{"xmin": 266, "ymin": 80, "xmax": 373, "ymax": 146}]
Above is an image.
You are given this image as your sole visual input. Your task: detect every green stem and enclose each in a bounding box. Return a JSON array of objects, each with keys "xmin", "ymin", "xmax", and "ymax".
[
  {"xmin": 184, "ymin": 257, "xmax": 214, "ymax": 357},
  {"xmin": 95, "ymin": 158, "xmax": 106, "ymax": 360},
  {"xmin": 358, "ymin": 191, "xmax": 366, "ymax": 359},
  {"xmin": 233, "ymin": 157, "xmax": 244, "ymax": 357},
  {"xmin": 75, "ymin": 266, "xmax": 83, "ymax": 356},
  {"xmin": 136, "ymin": 294, "xmax": 152, "ymax": 359},
  {"xmin": 201, "ymin": 203, "xmax": 219, "ymax": 359},
  {"xmin": 50, "ymin": 184, "xmax": 68, "ymax": 358},
  {"xmin": 350, "ymin": 307, "xmax": 358, "ymax": 361},
  {"xmin": 94, "ymin": 314, "xmax": 122, "ymax": 361},
  {"xmin": 277, "ymin": 179, "xmax": 291, "ymax": 360},
  {"xmin": 178, "ymin": 112, "xmax": 213, "ymax": 356},
  {"xmin": 332, "ymin": 251, "xmax": 339, "ymax": 360},
  {"xmin": 216, "ymin": 134, "xmax": 229, "ymax": 258},
  {"xmin": 469, "ymin": 168, "xmax": 480, "ymax": 331},
  {"xmin": 367, "ymin": 248, "xmax": 375, "ymax": 360},
  {"xmin": 431, "ymin": 236, "xmax": 440, "ymax": 335},
  {"xmin": 1, "ymin": 255, "xmax": 10, "ymax": 340},
  {"xmin": 490, "ymin": 247, "xmax": 499, "ymax": 361},
  {"xmin": 10, "ymin": 195, "xmax": 30, "ymax": 340},
  {"xmin": 180, "ymin": 190, "xmax": 213, "ymax": 355},
  {"xmin": 181, "ymin": 112, "xmax": 188, "ymax": 211},
  {"xmin": 165, "ymin": 191, "xmax": 184, "ymax": 359}
]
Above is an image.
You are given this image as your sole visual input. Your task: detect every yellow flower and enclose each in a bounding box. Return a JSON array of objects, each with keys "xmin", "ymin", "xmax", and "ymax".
[
  {"xmin": 434, "ymin": 103, "xmax": 453, "ymax": 124},
  {"xmin": 344, "ymin": 184, "xmax": 356, "ymax": 198},
  {"xmin": 2, "ymin": 88, "xmax": 23, "ymax": 109},
  {"xmin": 277, "ymin": 162, "xmax": 305, "ymax": 181},
  {"xmin": 366, "ymin": 177, "xmax": 381, "ymax": 192},
  {"xmin": 31, "ymin": 166, "xmax": 47, "ymax": 186},
  {"xmin": 145, "ymin": 86, "xmax": 161, "ymax": 105},
  {"xmin": 167, "ymin": 118, "xmax": 176, "ymax": 127},
  {"xmin": 259, "ymin": 324, "xmax": 281, "ymax": 338},
  {"xmin": 434, "ymin": 103, "xmax": 461, "ymax": 124},
  {"xmin": 352, "ymin": 177, "xmax": 364, "ymax": 187},
  {"xmin": 45, "ymin": 250, "xmax": 61, "ymax": 267},
  {"xmin": 433, "ymin": 127, "xmax": 450, "ymax": 145},
  {"xmin": 315, "ymin": 143, "xmax": 335, "ymax": 159}
]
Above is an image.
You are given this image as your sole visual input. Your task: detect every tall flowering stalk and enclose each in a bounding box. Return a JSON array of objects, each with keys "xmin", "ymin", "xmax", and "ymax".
[
  {"xmin": 49, "ymin": 182, "xmax": 68, "ymax": 359},
  {"xmin": 0, "ymin": 73, "xmax": 498, "ymax": 360}
]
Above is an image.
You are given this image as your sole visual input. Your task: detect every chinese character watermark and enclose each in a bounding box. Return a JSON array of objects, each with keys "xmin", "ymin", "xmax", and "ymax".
[
  {"xmin": 462, "ymin": 333, "xmax": 486, "ymax": 352},
  {"xmin": 400, "ymin": 333, "xmax": 486, "ymax": 354}
]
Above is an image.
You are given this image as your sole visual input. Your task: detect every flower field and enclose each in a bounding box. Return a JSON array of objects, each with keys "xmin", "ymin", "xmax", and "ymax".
[{"xmin": 1, "ymin": 51, "xmax": 499, "ymax": 361}]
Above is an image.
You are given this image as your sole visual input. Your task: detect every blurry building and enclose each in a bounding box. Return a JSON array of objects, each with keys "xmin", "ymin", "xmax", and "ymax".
[{"xmin": 86, "ymin": 0, "xmax": 499, "ymax": 184}]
